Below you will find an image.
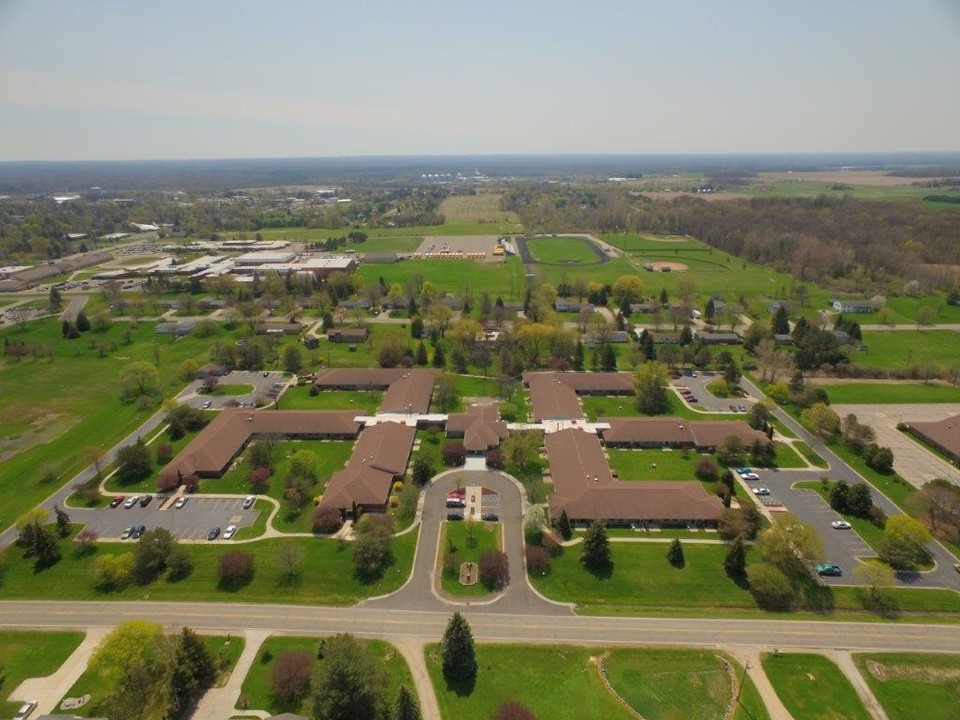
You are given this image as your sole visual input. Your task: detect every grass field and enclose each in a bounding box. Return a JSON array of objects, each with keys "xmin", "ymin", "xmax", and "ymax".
[
  {"xmin": 439, "ymin": 520, "xmax": 502, "ymax": 597},
  {"xmin": 0, "ymin": 630, "xmax": 85, "ymax": 717},
  {"xmin": 238, "ymin": 635, "xmax": 413, "ymax": 715},
  {"xmin": 527, "ymin": 236, "xmax": 601, "ymax": 264},
  {"xmin": 280, "ymin": 387, "xmax": 384, "ymax": 413},
  {"xmin": 852, "ymin": 330, "xmax": 960, "ymax": 370},
  {"xmin": 607, "ymin": 447, "xmax": 704, "ymax": 481},
  {"xmin": 580, "ymin": 393, "xmax": 731, "ymax": 422},
  {"xmin": 0, "ymin": 525, "xmax": 416, "ymax": 605},
  {"xmin": 793, "ymin": 440, "xmax": 829, "ymax": 469},
  {"xmin": 356, "ymin": 257, "xmax": 527, "ymax": 299},
  {"xmin": 438, "ymin": 194, "xmax": 520, "ymax": 226},
  {"xmin": 853, "ymin": 652, "xmax": 960, "ymax": 720},
  {"xmin": 819, "ymin": 382, "xmax": 960, "ymax": 404},
  {"xmin": 761, "ymin": 653, "xmax": 871, "ymax": 720},
  {"xmin": 63, "ymin": 634, "xmax": 244, "ymax": 718}
]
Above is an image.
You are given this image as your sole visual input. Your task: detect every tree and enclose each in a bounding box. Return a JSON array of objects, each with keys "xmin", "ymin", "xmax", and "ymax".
[
  {"xmin": 581, "ymin": 520, "xmax": 611, "ymax": 571},
  {"xmin": 746, "ymin": 563, "xmax": 794, "ymax": 610},
  {"xmin": 116, "ymin": 440, "xmax": 152, "ymax": 483},
  {"xmin": 311, "ymin": 505, "xmax": 344, "ymax": 534},
  {"xmin": 854, "ymin": 561, "xmax": 897, "ymax": 611},
  {"xmin": 829, "ymin": 480, "xmax": 850, "ymax": 514},
  {"xmin": 412, "ymin": 456, "xmax": 434, "ymax": 486},
  {"xmin": 54, "ymin": 505, "xmax": 70, "ymax": 538},
  {"xmin": 432, "ymin": 342, "xmax": 446, "ymax": 368},
  {"xmin": 771, "ymin": 305, "xmax": 790, "ymax": 335},
  {"xmin": 249, "ymin": 466, "xmax": 270, "ymax": 493},
  {"xmin": 555, "ymin": 509, "xmax": 573, "ymax": 541},
  {"xmin": 800, "ymin": 403, "xmax": 841, "ymax": 441},
  {"xmin": 312, "ymin": 634, "xmax": 386, "ymax": 720},
  {"xmin": 75, "ymin": 527, "xmax": 99, "ymax": 554},
  {"xmin": 611, "ymin": 275, "xmax": 643, "ymax": 306},
  {"xmin": 441, "ymin": 441, "xmax": 466, "ymax": 467},
  {"xmin": 746, "ymin": 402, "xmax": 771, "ymax": 431},
  {"xmin": 912, "ymin": 479, "xmax": 960, "ymax": 541},
  {"xmin": 276, "ymin": 543, "xmax": 305, "ymax": 582},
  {"xmin": 95, "ymin": 552, "xmax": 134, "ymax": 590},
  {"xmin": 478, "ymin": 549, "xmax": 510, "ymax": 589},
  {"xmin": 170, "ymin": 626, "xmax": 217, "ymax": 712},
  {"xmin": 415, "ymin": 341, "xmax": 428, "ymax": 366},
  {"xmin": 757, "ymin": 513, "xmax": 824, "ymax": 577},
  {"xmin": 694, "ymin": 457, "xmax": 720, "ymax": 483},
  {"xmin": 391, "ymin": 685, "xmax": 422, "ymax": 720},
  {"xmin": 492, "ymin": 701, "xmax": 539, "ymax": 720},
  {"xmin": 30, "ymin": 523, "xmax": 62, "ymax": 568},
  {"xmin": 249, "ymin": 435, "xmax": 279, "ymax": 470},
  {"xmin": 133, "ymin": 527, "xmax": 178, "ymax": 583},
  {"xmin": 848, "ymin": 483, "xmax": 874, "ymax": 518},
  {"xmin": 76, "ymin": 310, "xmax": 91, "ymax": 333},
  {"xmin": 441, "ymin": 612, "xmax": 478, "ymax": 684},
  {"xmin": 218, "ymin": 551, "xmax": 255, "ymax": 584},
  {"xmin": 841, "ymin": 413, "xmax": 875, "ymax": 449},
  {"xmin": 353, "ymin": 516, "xmax": 394, "ymax": 580},
  {"xmin": 435, "ymin": 372, "xmax": 460, "ymax": 412},
  {"xmin": 501, "ymin": 431, "xmax": 542, "ymax": 477},
  {"xmin": 878, "ymin": 515, "xmax": 932, "ymax": 570},
  {"xmin": 289, "ymin": 450, "xmax": 318, "ymax": 480},
  {"xmin": 283, "ymin": 345, "xmax": 304, "ymax": 374},
  {"xmin": 724, "ymin": 536, "xmax": 747, "ymax": 579},
  {"xmin": 272, "ymin": 648, "xmax": 313, "ymax": 700},
  {"xmin": 916, "ymin": 305, "xmax": 935, "ymax": 329},
  {"xmin": 634, "ymin": 362, "xmax": 670, "ymax": 415},
  {"xmin": 864, "ymin": 444, "xmax": 894, "ymax": 473},
  {"xmin": 87, "ymin": 620, "xmax": 168, "ymax": 712},
  {"xmin": 525, "ymin": 544, "xmax": 552, "ymax": 574},
  {"xmin": 119, "ymin": 361, "xmax": 161, "ymax": 403},
  {"xmin": 716, "ymin": 435, "xmax": 747, "ymax": 466},
  {"xmin": 48, "ymin": 285, "xmax": 63, "ymax": 312},
  {"xmin": 666, "ymin": 538, "xmax": 684, "ymax": 567}
]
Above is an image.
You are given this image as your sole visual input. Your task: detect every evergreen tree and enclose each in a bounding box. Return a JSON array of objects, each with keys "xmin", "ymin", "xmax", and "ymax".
[
  {"xmin": 572, "ymin": 341, "xmax": 585, "ymax": 371},
  {"xmin": 391, "ymin": 685, "xmax": 422, "ymax": 720},
  {"xmin": 76, "ymin": 310, "xmax": 91, "ymax": 333},
  {"xmin": 666, "ymin": 538, "xmax": 684, "ymax": 567},
  {"xmin": 441, "ymin": 612, "xmax": 478, "ymax": 683},
  {"xmin": 408, "ymin": 297, "xmax": 419, "ymax": 316},
  {"xmin": 555, "ymin": 509, "xmax": 573, "ymax": 541},
  {"xmin": 601, "ymin": 343, "xmax": 617, "ymax": 371},
  {"xmin": 724, "ymin": 536, "xmax": 746, "ymax": 579},
  {"xmin": 638, "ymin": 330, "xmax": 655, "ymax": 360},
  {"xmin": 54, "ymin": 505, "xmax": 71, "ymax": 538},
  {"xmin": 659, "ymin": 288, "xmax": 669, "ymax": 306},
  {"xmin": 848, "ymin": 483, "xmax": 873, "ymax": 518},
  {"xmin": 48, "ymin": 286, "xmax": 63, "ymax": 312},
  {"xmin": 170, "ymin": 626, "xmax": 217, "ymax": 711},
  {"xmin": 829, "ymin": 480, "xmax": 850, "ymax": 514},
  {"xmin": 705, "ymin": 298, "xmax": 715, "ymax": 322},
  {"xmin": 312, "ymin": 634, "xmax": 386, "ymax": 720},
  {"xmin": 772, "ymin": 305, "xmax": 790, "ymax": 335},
  {"xmin": 678, "ymin": 325, "xmax": 693, "ymax": 346},
  {"xmin": 580, "ymin": 520, "xmax": 611, "ymax": 570},
  {"xmin": 432, "ymin": 343, "xmax": 446, "ymax": 368},
  {"xmin": 415, "ymin": 341, "xmax": 428, "ymax": 366},
  {"xmin": 31, "ymin": 523, "xmax": 62, "ymax": 568},
  {"xmin": 410, "ymin": 316, "xmax": 424, "ymax": 339}
]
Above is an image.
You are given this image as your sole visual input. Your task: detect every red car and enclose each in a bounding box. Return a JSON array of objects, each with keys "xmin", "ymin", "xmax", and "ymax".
[{"xmin": 109, "ymin": 496, "xmax": 125, "ymax": 508}]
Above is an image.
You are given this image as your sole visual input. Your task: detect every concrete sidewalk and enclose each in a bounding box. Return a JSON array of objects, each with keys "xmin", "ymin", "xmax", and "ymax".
[{"xmin": 193, "ymin": 629, "xmax": 269, "ymax": 720}]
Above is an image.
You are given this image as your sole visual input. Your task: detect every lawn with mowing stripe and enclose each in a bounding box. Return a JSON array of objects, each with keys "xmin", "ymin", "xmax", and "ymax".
[
  {"xmin": 819, "ymin": 382, "xmax": 960, "ymax": 404},
  {"xmin": 853, "ymin": 652, "xmax": 960, "ymax": 720},
  {"xmin": 527, "ymin": 236, "xmax": 601, "ymax": 264},
  {"xmin": 851, "ymin": 330, "xmax": 960, "ymax": 369},
  {"xmin": 426, "ymin": 644, "xmax": 634, "ymax": 720},
  {"xmin": 580, "ymin": 393, "xmax": 730, "ymax": 422},
  {"xmin": 761, "ymin": 653, "xmax": 871, "ymax": 720},
  {"xmin": 0, "ymin": 525, "xmax": 416, "ymax": 605},
  {"xmin": 0, "ymin": 630, "xmax": 85, "ymax": 717},
  {"xmin": 240, "ymin": 635, "xmax": 413, "ymax": 716},
  {"xmin": 356, "ymin": 257, "xmax": 527, "ymax": 299},
  {"xmin": 793, "ymin": 440, "xmax": 828, "ymax": 468},
  {"xmin": 279, "ymin": 387, "xmax": 383, "ymax": 413},
  {"xmin": 439, "ymin": 520, "xmax": 502, "ymax": 596}
]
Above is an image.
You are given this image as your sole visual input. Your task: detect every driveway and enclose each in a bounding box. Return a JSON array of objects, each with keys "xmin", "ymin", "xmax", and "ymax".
[
  {"xmin": 832, "ymin": 403, "xmax": 960, "ymax": 488},
  {"xmin": 66, "ymin": 497, "xmax": 259, "ymax": 541},
  {"xmin": 181, "ymin": 370, "xmax": 291, "ymax": 410}
]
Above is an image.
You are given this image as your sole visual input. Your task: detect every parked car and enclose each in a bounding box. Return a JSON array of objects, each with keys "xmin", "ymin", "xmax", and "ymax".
[
  {"xmin": 139, "ymin": 495, "xmax": 152, "ymax": 508},
  {"xmin": 120, "ymin": 526, "xmax": 134, "ymax": 540},
  {"xmin": 482, "ymin": 513, "xmax": 499, "ymax": 522},
  {"xmin": 131, "ymin": 524, "xmax": 146, "ymax": 539},
  {"xmin": 124, "ymin": 496, "xmax": 139, "ymax": 508},
  {"xmin": 831, "ymin": 520, "xmax": 852, "ymax": 530},
  {"xmin": 207, "ymin": 527, "xmax": 221, "ymax": 541},
  {"xmin": 817, "ymin": 563, "xmax": 842, "ymax": 577},
  {"xmin": 223, "ymin": 525, "xmax": 237, "ymax": 540},
  {"xmin": 446, "ymin": 512, "xmax": 465, "ymax": 521},
  {"xmin": 174, "ymin": 496, "xmax": 188, "ymax": 509},
  {"xmin": 752, "ymin": 487, "xmax": 771, "ymax": 496},
  {"xmin": 445, "ymin": 498, "xmax": 466, "ymax": 508},
  {"xmin": 13, "ymin": 702, "xmax": 37, "ymax": 720},
  {"xmin": 109, "ymin": 496, "xmax": 125, "ymax": 508},
  {"xmin": 243, "ymin": 495, "xmax": 255, "ymax": 509},
  {"xmin": 202, "ymin": 400, "xmax": 213, "ymax": 409},
  {"xmin": 736, "ymin": 467, "xmax": 753, "ymax": 476}
]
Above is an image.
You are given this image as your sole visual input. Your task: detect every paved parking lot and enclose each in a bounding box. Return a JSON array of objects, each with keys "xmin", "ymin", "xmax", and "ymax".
[
  {"xmin": 180, "ymin": 370, "xmax": 290, "ymax": 410},
  {"xmin": 671, "ymin": 372, "xmax": 755, "ymax": 414},
  {"xmin": 70, "ymin": 497, "xmax": 260, "ymax": 541}
]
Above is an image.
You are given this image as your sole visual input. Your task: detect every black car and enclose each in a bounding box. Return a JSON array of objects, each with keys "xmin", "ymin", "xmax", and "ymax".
[
  {"xmin": 446, "ymin": 512, "xmax": 465, "ymax": 521},
  {"xmin": 109, "ymin": 496, "xmax": 124, "ymax": 508},
  {"xmin": 139, "ymin": 495, "xmax": 152, "ymax": 508},
  {"xmin": 207, "ymin": 527, "xmax": 221, "ymax": 541},
  {"xmin": 482, "ymin": 513, "xmax": 499, "ymax": 522},
  {"xmin": 130, "ymin": 524, "xmax": 146, "ymax": 539}
]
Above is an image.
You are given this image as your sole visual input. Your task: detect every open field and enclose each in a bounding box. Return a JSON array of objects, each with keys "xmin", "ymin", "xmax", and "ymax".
[
  {"xmin": 818, "ymin": 382, "xmax": 960, "ymax": 405},
  {"xmin": 63, "ymin": 634, "xmax": 244, "ymax": 718},
  {"xmin": 239, "ymin": 636, "xmax": 413, "ymax": 715},
  {"xmin": 0, "ymin": 525, "xmax": 417, "ymax": 605},
  {"xmin": 852, "ymin": 330, "xmax": 960, "ymax": 369},
  {"xmin": 527, "ymin": 236, "xmax": 602, "ymax": 264},
  {"xmin": 438, "ymin": 193, "xmax": 520, "ymax": 225},
  {"xmin": 761, "ymin": 652, "xmax": 871, "ymax": 720},
  {"xmin": 439, "ymin": 520, "xmax": 502, "ymax": 596},
  {"xmin": 853, "ymin": 652, "xmax": 960, "ymax": 720},
  {"xmin": 356, "ymin": 257, "xmax": 527, "ymax": 299},
  {"xmin": 279, "ymin": 387, "xmax": 384, "ymax": 413},
  {"xmin": 748, "ymin": 173, "xmax": 960, "ymax": 203},
  {"xmin": 0, "ymin": 630, "xmax": 85, "ymax": 717}
]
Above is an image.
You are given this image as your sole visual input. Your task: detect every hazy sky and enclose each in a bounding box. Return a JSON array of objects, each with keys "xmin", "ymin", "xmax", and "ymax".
[{"xmin": 1, "ymin": 0, "xmax": 958, "ymax": 160}]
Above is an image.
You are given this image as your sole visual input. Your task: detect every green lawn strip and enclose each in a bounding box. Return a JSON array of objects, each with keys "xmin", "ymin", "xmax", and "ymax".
[
  {"xmin": 852, "ymin": 652, "xmax": 960, "ymax": 720},
  {"xmin": 426, "ymin": 643, "xmax": 634, "ymax": 720},
  {"xmin": 608, "ymin": 447, "xmax": 702, "ymax": 481},
  {"xmin": 851, "ymin": 330, "xmax": 960, "ymax": 370},
  {"xmin": 819, "ymin": 382, "xmax": 960, "ymax": 404},
  {"xmin": 773, "ymin": 442, "xmax": 806, "ymax": 468},
  {"xmin": 580, "ymin": 393, "xmax": 730, "ymax": 422},
  {"xmin": 793, "ymin": 481, "xmax": 888, "ymax": 554},
  {"xmin": 0, "ymin": 318, "xmax": 260, "ymax": 532},
  {"xmin": 604, "ymin": 647, "xmax": 743, "ymax": 720},
  {"xmin": 727, "ymin": 654, "xmax": 773, "ymax": 720},
  {"xmin": 279, "ymin": 387, "xmax": 383, "ymax": 413},
  {"xmin": 238, "ymin": 635, "xmax": 413, "ymax": 715},
  {"xmin": 793, "ymin": 440, "xmax": 828, "ymax": 469},
  {"xmin": 770, "ymin": 416, "xmax": 798, "ymax": 439},
  {"xmin": 439, "ymin": 520, "xmax": 502, "ymax": 597},
  {"xmin": 760, "ymin": 652, "xmax": 871, "ymax": 720},
  {"xmin": 210, "ymin": 383, "xmax": 256, "ymax": 396},
  {"xmin": 452, "ymin": 374, "xmax": 499, "ymax": 399},
  {"xmin": 103, "ymin": 427, "xmax": 200, "ymax": 494},
  {"xmin": 62, "ymin": 634, "xmax": 244, "ymax": 717},
  {"xmin": 0, "ymin": 630, "xmax": 85, "ymax": 716},
  {"xmin": 0, "ymin": 526, "xmax": 416, "ymax": 605},
  {"xmin": 526, "ymin": 236, "xmax": 600, "ymax": 264}
]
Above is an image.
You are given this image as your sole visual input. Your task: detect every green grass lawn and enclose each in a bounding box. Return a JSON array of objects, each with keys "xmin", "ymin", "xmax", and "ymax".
[
  {"xmin": 426, "ymin": 644, "xmax": 635, "ymax": 720},
  {"xmin": 608, "ymin": 447, "xmax": 703, "ymax": 481},
  {"xmin": 203, "ymin": 439, "xmax": 355, "ymax": 532},
  {"xmin": 852, "ymin": 330, "xmax": 960, "ymax": 370},
  {"xmin": 439, "ymin": 520, "xmax": 502, "ymax": 597},
  {"xmin": 0, "ymin": 525, "xmax": 416, "ymax": 605},
  {"xmin": 210, "ymin": 383, "xmax": 256, "ymax": 396},
  {"xmin": 306, "ymin": 324, "xmax": 408, "ymax": 370},
  {"xmin": 63, "ymin": 634, "xmax": 244, "ymax": 717},
  {"xmin": 103, "ymin": 425, "xmax": 200, "ymax": 494},
  {"xmin": 238, "ymin": 635, "xmax": 413, "ymax": 715},
  {"xmin": 819, "ymin": 382, "xmax": 960, "ymax": 404},
  {"xmin": 580, "ymin": 393, "xmax": 730, "ymax": 422},
  {"xmin": 852, "ymin": 652, "xmax": 960, "ymax": 720},
  {"xmin": 280, "ymin": 387, "xmax": 383, "ymax": 413},
  {"xmin": 773, "ymin": 441, "xmax": 806, "ymax": 468},
  {"xmin": 0, "ymin": 630, "xmax": 85, "ymax": 717},
  {"xmin": 793, "ymin": 440, "xmax": 828, "ymax": 469},
  {"xmin": 761, "ymin": 652, "xmax": 871, "ymax": 720},
  {"xmin": 356, "ymin": 257, "xmax": 527, "ymax": 300},
  {"xmin": 527, "ymin": 236, "xmax": 601, "ymax": 264}
]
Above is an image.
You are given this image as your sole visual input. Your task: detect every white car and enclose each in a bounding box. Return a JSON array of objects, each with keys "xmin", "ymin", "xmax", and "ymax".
[
  {"xmin": 831, "ymin": 520, "xmax": 852, "ymax": 529},
  {"xmin": 14, "ymin": 702, "xmax": 37, "ymax": 720},
  {"xmin": 123, "ymin": 496, "xmax": 139, "ymax": 508},
  {"xmin": 120, "ymin": 526, "xmax": 134, "ymax": 540},
  {"xmin": 223, "ymin": 525, "xmax": 237, "ymax": 540},
  {"xmin": 742, "ymin": 472, "xmax": 760, "ymax": 481},
  {"xmin": 752, "ymin": 487, "xmax": 771, "ymax": 496},
  {"xmin": 174, "ymin": 496, "xmax": 188, "ymax": 509},
  {"xmin": 243, "ymin": 496, "xmax": 255, "ymax": 509}
]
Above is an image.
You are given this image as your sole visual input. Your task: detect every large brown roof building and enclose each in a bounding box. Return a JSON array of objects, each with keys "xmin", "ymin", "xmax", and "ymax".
[
  {"xmin": 905, "ymin": 414, "xmax": 960, "ymax": 464},
  {"xmin": 446, "ymin": 404, "xmax": 508, "ymax": 453},
  {"xmin": 600, "ymin": 417, "xmax": 769, "ymax": 450},
  {"xmin": 523, "ymin": 372, "xmax": 635, "ymax": 422}
]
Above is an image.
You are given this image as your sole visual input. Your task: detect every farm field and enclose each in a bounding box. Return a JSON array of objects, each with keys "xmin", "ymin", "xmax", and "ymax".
[
  {"xmin": 239, "ymin": 635, "xmax": 413, "ymax": 716},
  {"xmin": 853, "ymin": 652, "xmax": 960, "ymax": 720},
  {"xmin": 760, "ymin": 652, "xmax": 871, "ymax": 720},
  {"xmin": 0, "ymin": 630, "xmax": 85, "ymax": 717},
  {"xmin": 819, "ymin": 382, "xmax": 960, "ymax": 405}
]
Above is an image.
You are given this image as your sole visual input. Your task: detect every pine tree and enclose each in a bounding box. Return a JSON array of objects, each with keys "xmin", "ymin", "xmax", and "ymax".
[
  {"xmin": 580, "ymin": 520, "xmax": 611, "ymax": 570},
  {"xmin": 54, "ymin": 505, "xmax": 70, "ymax": 538},
  {"xmin": 31, "ymin": 523, "xmax": 62, "ymax": 568},
  {"xmin": 441, "ymin": 612, "xmax": 477, "ymax": 683},
  {"xmin": 415, "ymin": 341, "xmax": 428, "ymax": 366},
  {"xmin": 724, "ymin": 536, "xmax": 746, "ymax": 579},
  {"xmin": 76, "ymin": 310, "xmax": 91, "ymax": 333},
  {"xmin": 601, "ymin": 343, "xmax": 617, "ymax": 371},
  {"xmin": 432, "ymin": 343, "xmax": 446, "ymax": 368},
  {"xmin": 555, "ymin": 510, "xmax": 573, "ymax": 541},
  {"xmin": 170, "ymin": 627, "xmax": 217, "ymax": 711},
  {"xmin": 666, "ymin": 538, "xmax": 684, "ymax": 567},
  {"xmin": 392, "ymin": 685, "xmax": 422, "ymax": 720},
  {"xmin": 573, "ymin": 341, "xmax": 584, "ymax": 371}
]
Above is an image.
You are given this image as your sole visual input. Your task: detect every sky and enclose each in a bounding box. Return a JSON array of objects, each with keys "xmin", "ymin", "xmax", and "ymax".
[{"xmin": 1, "ymin": 0, "xmax": 958, "ymax": 160}]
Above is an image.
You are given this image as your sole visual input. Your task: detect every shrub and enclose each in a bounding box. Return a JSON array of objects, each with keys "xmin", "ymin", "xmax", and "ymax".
[
  {"xmin": 525, "ymin": 544, "xmax": 551, "ymax": 574},
  {"xmin": 311, "ymin": 506, "xmax": 343, "ymax": 534},
  {"xmin": 249, "ymin": 466, "xmax": 270, "ymax": 493},
  {"xmin": 485, "ymin": 448, "xmax": 505, "ymax": 469},
  {"xmin": 478, "ymin": 549, "xmax": 509, "ymax": 589},
  {"xmin": 155, "ymin": 443, "xmax": 174, "ymax": 465},
  {"xmin": 217, "ymin": 551, "xmax": 254, "ymax": 584},
  {"xmin": 694, "ymin": 457, "xmax": 720, "ymax": 483},
  {"xmin": 441, "ymin": 441, "xmax": 466, "ymax": 467},
  {"xmin": 271, "ymin": 649, "xmax": 313, "ymax": 700}
]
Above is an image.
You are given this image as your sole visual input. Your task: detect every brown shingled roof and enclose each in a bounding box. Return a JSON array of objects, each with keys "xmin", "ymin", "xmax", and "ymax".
[
  {"xmin": 379, "ymin": 370, "xmax": 435, "ymax": 414},
  {"xmin": 601, "ymin": 417, "xmax": 695, "ymax": 446},
  {"xmin": 688, "ymin": 421, "xmax": 770, "ymax": 450},
  {"xmin": 527, "ymin": 374, "xmax": 583, "ymax": 421},
  {"xmin": 447, "ymin": 405, "xmax": 508, "ymax": 452},
  {"xmin": 908, "ymin": 414, "xmax": 960, "ymax": 460}
]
